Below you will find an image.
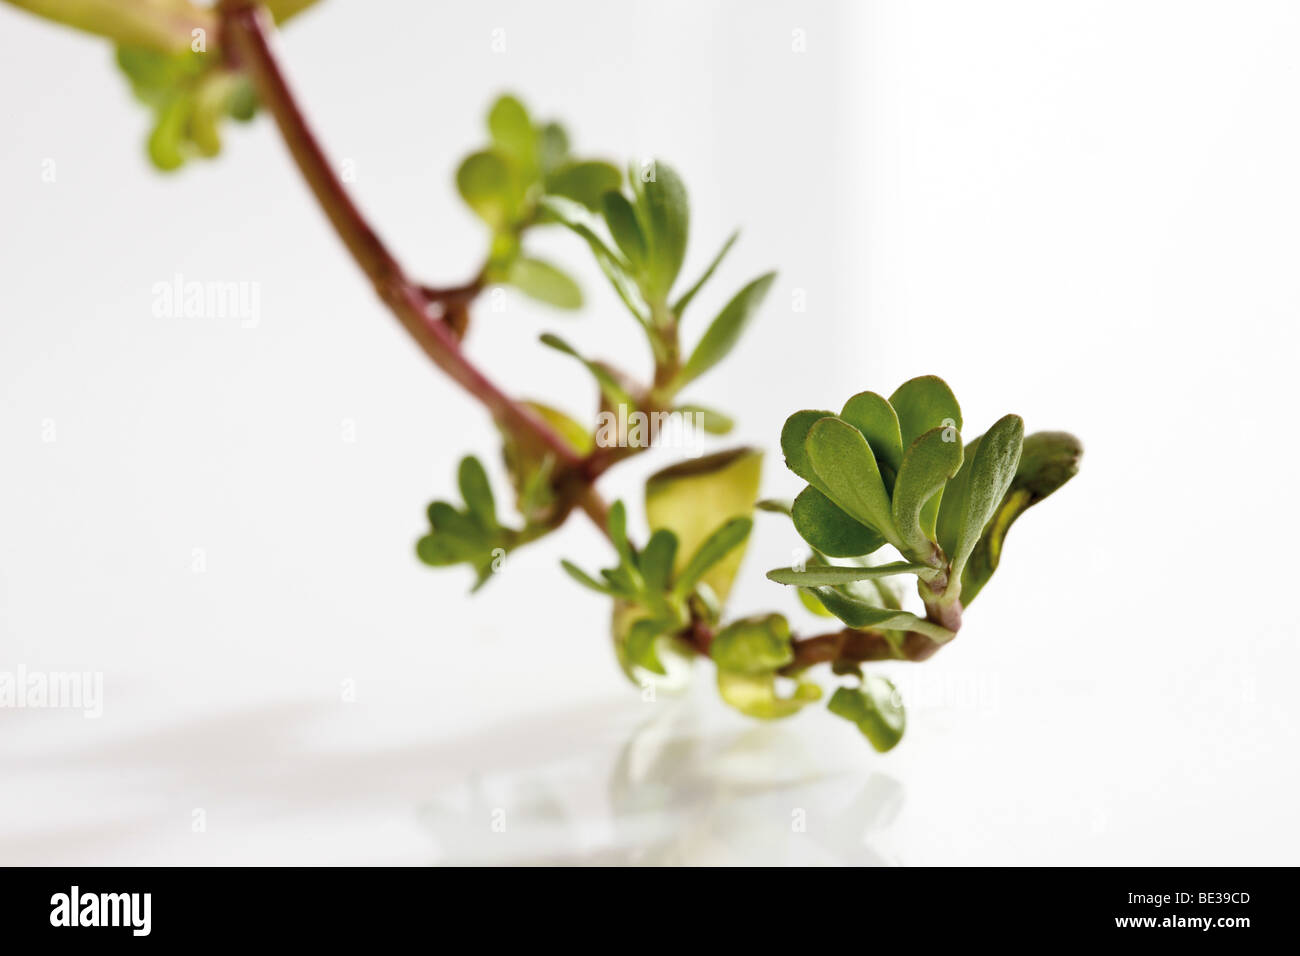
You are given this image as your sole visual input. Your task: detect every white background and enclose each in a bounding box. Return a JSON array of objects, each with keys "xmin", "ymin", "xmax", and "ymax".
[{"xmin": 1, "ymin": 0, "xmax": 1296, "ymax": 865}]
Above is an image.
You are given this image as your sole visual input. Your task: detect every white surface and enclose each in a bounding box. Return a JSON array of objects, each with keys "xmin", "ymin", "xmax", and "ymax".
[{"xmin": 1, "ymin": 0, "xmax": 1297, "ymax": 865}]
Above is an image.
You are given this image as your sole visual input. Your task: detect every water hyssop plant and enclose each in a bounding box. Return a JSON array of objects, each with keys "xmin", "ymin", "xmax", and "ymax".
[{"xmin": 6, "ymin": 0, "xmax": 1082, "ymax": 750}]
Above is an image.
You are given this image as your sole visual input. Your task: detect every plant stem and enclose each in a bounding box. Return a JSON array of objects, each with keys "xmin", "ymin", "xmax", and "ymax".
[
  {"xmin": 784, "ymin": 626, "xmax": 946, "ymax": 670},
  {"xmin": 218, "ymin": 2, "xmax": 589, "ymax": 483}
]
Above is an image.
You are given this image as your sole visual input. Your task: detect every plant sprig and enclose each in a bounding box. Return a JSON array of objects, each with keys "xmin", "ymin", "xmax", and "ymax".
[{"xmin": 10, "ymin": 0, "xmax": 1084, "ymax": 753}]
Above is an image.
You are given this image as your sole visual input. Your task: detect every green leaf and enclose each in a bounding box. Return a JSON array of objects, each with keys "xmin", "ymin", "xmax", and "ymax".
[
  {"xmin": 416, "ymin": 533, "xmax": 460, "ymax": 567},
  {"xmin": 840, "ymin": 391, "xmax": 904, "ymax": 478},
  {"xmin": 960, "ymin": 431, "xmax": 1081, "ymax": 605},
  {"xmin": 811, "ymin": 587, "xmax": 955, "ymax": 643},
  {"xmin": 673, "ymin": 517, "xmax": 752, "ymax": 598},
  {"xmin": 717, "ymin": 671, "xmax": 820, "ymax": 720},
  {"xmin": 935, "ymin": 414, "xmax": 1025, "ymax": 591},
  {"xmin": 828, "ymin": 679, "xmax": 906, "ymax": 752},
  {"xmin": 766, "ymin": 562, "xmax": 929, "ymax": 586},
  {"xmin": 520, "ymin": 401, "xmax": 593, "ymax": 455},
  {"xmin": 538, "ymin": 333, "xmax": 633, "ymax": 408},
  {"xmin": 891, "ymin": 426, "xmax": 964, "ymax": 561},
  {"xmin": 639, "ymin": 529, "xmax": 678, "ymax": 594},
  {"xmin": 888, "ymin": 375, "xmax": 962, "ymax": 447},
  {"xmin": 798, "ymin": 588, "xmax": 836, "ymax": 618},
  {"xmin": 486, "ymin": 94, "xmax": 537, "ymax": 180},
  {"xmin": 755, "ymin": 498, "xmax": 793, "ymax": 516},
  {"xmin": 602, "ymin": 191, "xmax": 647, "ymax": 268},
  {"xmin": 710, "ymin": 614, "xmax": 793, "ymax": 674},
  {"xmin": 537, "ymin": 121, "xmax": 569, "ymax": 175},
  {"xmin": 889, "ymin": 377, "xmax": 961, "ymax": 536},
  {"xmin": 147, "ymin": 96, "xmax": 188, "ymax": 171},
  {"xmin": 645, "ymin": 447, "xmax": 762, "ymax": 604},
  {"xmin": 781, "ymin": 409, "xmax": 835, "ymax": 484},
  {"xmin": 561, "ymin": 559, "xmax": 620, "ymax": 596},
  {"xmin": 805, "ymin": 417, "xmax": 900, "ymax": 546},
  {"xmin": 678, "ymin": 272, "xmax": 776, "ymax": 386},
  {"xmin": 791, "ymin": 486, "xmax": 886, "ymax": 558},
  {"xmin": 607, "ymin": 500, "xmax": 641, "ymax": 584},
  {"xmin": 539, "ymin": 197, "xmax": 650, "ymax": 324},
  {"xmin": 456, "ymin": 149, "xmax": 521, "ymax": 229},
  {"xmin": 674, "ymin": 404, "xmax": 734, "ymax": 435},
  {"xmin": 457, "ymin": 456, "xmax": 497, "ymax": 532},
  {"xmin": 189, "ymin": 78, "xmax": 226, "ymax": 157},
  {"xmin": 505, "ymin": 257, "xmax": 583, "ymax": 310},
  {"xmin": 626, "ymin": 618, "xmax": 668, "ymax": 675},
  {"xmin": 547, "ymin": 160, "xmax": 622, "ymax": 212},
  {"xmin": 633, "ymin": 161, "xmax": 690, "ymax": 300},
  {"xmin": 672, "ymin": 230, "xmax": 739, "ymax": 317}
]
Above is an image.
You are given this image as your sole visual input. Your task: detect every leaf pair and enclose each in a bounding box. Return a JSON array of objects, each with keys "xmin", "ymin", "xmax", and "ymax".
[
  {"xmin": 117, "ymin": 46, "xmax": 258, "ymax": 172},
  {"xmin": 456, "ymin": 95, "xmax": 621, "ymax": 309}
]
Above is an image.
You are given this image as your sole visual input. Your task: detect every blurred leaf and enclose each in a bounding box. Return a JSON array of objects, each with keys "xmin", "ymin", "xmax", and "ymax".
[
  {"xmin": 546, "ymin": 160, "xmax": 621, "ymax": 211},
  {"xmin": 961, "ymin": 430, "xmax": 1082, "ymax": 605},
  {"xmin": 674, "ymin": 404, "xmax": 734, "ymax": 435},
  {"xmin": 27, "ymin": 0, "xmax": 211, "ymax": 52},
  {"xmin": 506, "ymin": 256, "xmax": 583, "ymax": 310},
  {"xmin": 146, "ymin": 96, "xmax": 188, "ymax": 171},
  {"xmin": 755, "ymin": 498, "xmax": 793, "ymax": 516},
  {"xmin": 537, "ymin": 121, "xmax": 569, "ymax": 175},
  {"xmin": 486, "ymin": 94, "xmax": 537, "ymax": 181},
  {"xmin": 626, "ymin": 618, "xmax": 668, "ymax": 675},
  {"xmin": 679, "ymin": 272, "xmax": 776, "ymax": 386},
  {"xmin": 766, "ymin": 562, "xmax": 928, "ymax": 586},
  {"xmin": 798, "ymin": 587, "xmax": 836, "ymax": 618},
  {"xmin": 935, "ymin": 414, "xmax": 1024, "ymax": 587},
  {"xmin": 457, "ymin": 456, "xmax": 498, "ymax": 532},
  {"xmin": 639, "ymin": 529, "xmax": 679, "ymax": 594},
  {"xmin": 672, "ymin": 517, "xmax": 752, "ymax": 598},
  {"xmin": 456, "ymin": 149, "xmax": 521, "ymax": 229},
  {"xmin": 709, "ymin": 614, "xmax": 792, "ymax": 674},
  {"xmin": 717, "ymin": 671, "xmax": 820, "ymax": 720},
  {"xmin": 791, "ymin": 486, "xmax": 886, "ymax": 558},
  {"xmin": 891, "ymin": 426, "xmax": 963, "ymax": 560},
  {"xmin": 645, "ymin": 447, "xmax": 762, "ymax": 604},
  {"xmin": 828, "ymin": 678, "xmax": 906, "ymax": 752},
  {"xmin": 539, "ymin": 196, "xmax": 650, "ymax": 324},
  {"xmin": 611, "ymin": 601, "xmax": 695, "ymax": 692},
  {"xmin": 633, "ymin": 161, "xmax": 690, "ymax": 301},
  {"xmin": 806, "ymin": 417, "xmax": 900, "ymax": 546},
  {"xmin": 539, "ymin": 333, "xmax": 633, "ymax": 408},
  {"xmin": 672, "ymin": 230, "xmax": 739, "ymax": 317},
  {"xmin": 607, "ymin": 500, "xmax": 642, "ymax": 587},
  {"xmin": 561, "ymin": 559, "xmax": 620, "ymax": 596},
  {"xmin": 499, "ymin": 401, "xmax": 590, "ymax": 523},
  {"xmin": 522, "ymin": 401, "xmax": 592, "ymax": 455},
  {"xmin": 602, "ymin": 191, "xmax": 646, "ymax": 269}
]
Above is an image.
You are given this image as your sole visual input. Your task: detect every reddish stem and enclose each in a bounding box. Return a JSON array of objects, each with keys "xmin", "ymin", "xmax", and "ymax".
[{"xmin": 219, "ymin": 2, "xmax": 583, "ymax": 475}]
